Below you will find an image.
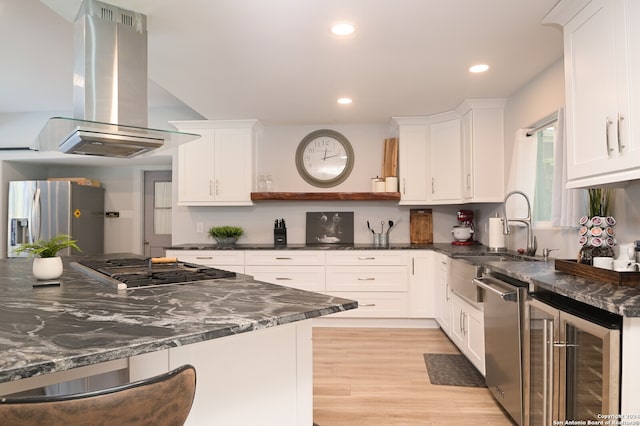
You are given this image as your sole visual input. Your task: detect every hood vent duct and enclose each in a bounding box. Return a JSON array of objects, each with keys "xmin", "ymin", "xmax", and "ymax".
[{"xmin": 36, "ymin": 0, "xmax": 199, "ymax": 158}]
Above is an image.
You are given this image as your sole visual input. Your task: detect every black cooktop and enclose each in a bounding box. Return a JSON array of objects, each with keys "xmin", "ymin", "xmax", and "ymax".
[{"xmin": 75, "ymin": 258, "xmax": 236, "ymax": 289}]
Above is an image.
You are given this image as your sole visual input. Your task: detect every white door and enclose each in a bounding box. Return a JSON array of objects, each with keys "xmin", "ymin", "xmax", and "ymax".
[{"xmin": 144, "ymin": 171, "xmax": 172, "ymax": 257}]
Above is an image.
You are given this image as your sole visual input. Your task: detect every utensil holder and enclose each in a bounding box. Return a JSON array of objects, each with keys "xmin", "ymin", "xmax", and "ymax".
[{"xmin": 373, "ymin": 233, "xmax": 388, "ymax": 247}]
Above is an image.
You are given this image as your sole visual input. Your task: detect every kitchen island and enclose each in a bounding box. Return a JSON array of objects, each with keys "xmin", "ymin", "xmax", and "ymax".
[{"xmin": 0, "ymin": 255, "xmax": 357, "ymax": 425}]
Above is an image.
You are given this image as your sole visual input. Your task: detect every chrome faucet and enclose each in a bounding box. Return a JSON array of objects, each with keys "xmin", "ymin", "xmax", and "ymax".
[{"xmin": 502, "ymin": 190, "xmax": 537, "ymax": 256}]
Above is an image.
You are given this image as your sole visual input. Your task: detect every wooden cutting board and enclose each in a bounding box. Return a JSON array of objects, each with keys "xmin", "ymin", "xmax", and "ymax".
[
  {"xmin": 382, "ymin": 137, "xmax": 398, "ymax": 178},
  {"xmin": 410, "ymin": 209, "xmax": 433, "ymax": 244}
]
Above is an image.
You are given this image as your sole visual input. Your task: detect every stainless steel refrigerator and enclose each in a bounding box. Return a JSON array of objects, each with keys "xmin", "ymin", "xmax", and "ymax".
[{"xmin": 8, "ymin": 180, "xmax": 105, "ymax": 258}]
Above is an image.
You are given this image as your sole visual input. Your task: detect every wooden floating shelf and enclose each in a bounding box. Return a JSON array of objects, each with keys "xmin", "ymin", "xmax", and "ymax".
[{"xmin": 250, "ymin": 192, "xmax": 401, "ymax": 201}]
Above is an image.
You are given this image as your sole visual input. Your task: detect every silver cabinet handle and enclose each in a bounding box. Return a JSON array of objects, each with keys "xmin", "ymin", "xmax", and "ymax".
[
  {"xmin": 360, "ymin": 303, "xmax": 376, "ymax": 307},
  {"xmin": 445, "ymin": 283, "xmax": 450, "ymax": 302},
  {"xmin": 606, "ymin": 117, "xmax": 613, "ymax": 155},
  {"xmin": 618, "ymin": 113, "xmax": 625, "ymax": 152},
  {"xmin": 402, "ymin": 178, "xmax": 406, "ymax": 195},
  {"xmin": 275, "ymin": 277, "xmax": 292, "ymax": 280},
  {"xmin": 275, "ymin": 257, "xmax": 293, "ymax": 260},
  {"xmin": 215, "ymin": 179, "xmax": 220, "ymax": 196},
  {"xmin": 357, "ymin": 277, "xmax": 375, "ymax": 281},
  {"xmin": 357, "ymin": 256, "xmax": 376, "ymax": 260},
  {"xmin": 412, "ymin": 258, "xmax": 415, "ymax": 275},
  {"xmin": 431, "ymin": 177, "xmax": 435, "ymax": 194},
  {"xmin": 196, "ymin": 256, "xmax": 213, "ymax": 260},
  {"xmin": 209, "ymin": 179, "xmax": 213, "ymax": 196}
]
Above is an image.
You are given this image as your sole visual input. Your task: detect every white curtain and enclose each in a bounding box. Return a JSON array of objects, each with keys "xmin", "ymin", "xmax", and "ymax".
[
  {"xmin": 550, "ymin": 108, "xmax": 585, "ymax": 227},
  {"xmin": 505, "ymin": 128, "xmax": 537, "ymax": 221}
]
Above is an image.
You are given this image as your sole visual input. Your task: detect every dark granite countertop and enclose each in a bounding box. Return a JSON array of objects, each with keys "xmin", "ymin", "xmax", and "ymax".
[
  {"xmin": 483, "ymin": 260, "xmax": 640, "ymax": 317},
  {"xmin": 0, "ymin": 255, "xmax": 357, "ymax": 384},
  {"xmin": 168, "ymin": 242, "xmax": 640, "ymax": 317}
]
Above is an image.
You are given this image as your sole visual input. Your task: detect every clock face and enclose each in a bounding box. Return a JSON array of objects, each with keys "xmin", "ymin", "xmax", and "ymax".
[{"xmin": 295, "ymin": 130, "xmax": 354, "ymax": 187}]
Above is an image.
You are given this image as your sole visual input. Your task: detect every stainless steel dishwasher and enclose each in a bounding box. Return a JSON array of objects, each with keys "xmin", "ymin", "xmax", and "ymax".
[{"xmin": 473, "ymin": 273, "xmax": 528, "ymax": 426}]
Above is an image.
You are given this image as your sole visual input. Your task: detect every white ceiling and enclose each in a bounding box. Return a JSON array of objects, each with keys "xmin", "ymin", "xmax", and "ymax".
[{"xmin": 1, "ymin": 0, "xmax": 563, "ymax": 126}]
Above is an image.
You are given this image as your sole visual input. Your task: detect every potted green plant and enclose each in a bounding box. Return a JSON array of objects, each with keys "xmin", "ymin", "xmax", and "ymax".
[
  {"xmin": 14, "ymin": 234, "xmax": 82, "ymax": 280},
  {"xmin": 208, "ymin": 226, "xmax": 244, "ymax": 246}
]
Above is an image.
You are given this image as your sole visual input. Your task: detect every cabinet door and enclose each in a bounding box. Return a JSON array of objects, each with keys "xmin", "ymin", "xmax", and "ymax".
[
  {"xmin": 213, "ymin": 128, "xmax": 253, "ymax": 202},
  {"xmin": 461, "ymin": 102, "xmax": 505, "ymax": 202},
  {"xmin": 430, "ymin": 118, "xmax": 462, "ymax": 202},
  {"xmin": 434, "ymin": 254, "xmax": 452, "ymax": 335},
  {"xmin": 564, "ymin": 0, "xmax": 624, "ymax": 181},
  {"xmin": 397, "ymin": 123, "xmax": 429, "ymax": 204},
  {"xmin": 461, "ymin": 111, "xmax": 474, "ymax": 200},
  {"xmin": 450, "ymin": 295, "xmax": 466, "ymax": 349},
  {"xmin": 177, "ymin": 129, "xmax": 216, "ymax": 203},
  {"xmin": 465, "ymin": 305, "xmax": 485, "ymax": 375},
  {"xmin": 409, "ymin": 251, "xmax": 434, "ymax": 318}
]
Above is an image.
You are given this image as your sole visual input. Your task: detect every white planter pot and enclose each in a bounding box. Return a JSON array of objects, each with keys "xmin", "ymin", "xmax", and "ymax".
[{"xmin": 33, "ymin": 257, "xmax": 63, "ymax": 280}]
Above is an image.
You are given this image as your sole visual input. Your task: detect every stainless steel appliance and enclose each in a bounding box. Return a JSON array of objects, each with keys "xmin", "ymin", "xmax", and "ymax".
[
  {"xmin": 525, "ymin": 292, "xmax": 621, "ymax": 425},
  {"xmin": 8, "ymin": 180, "xmax": 104, "ymax": 257},
  {"xmin": 451, "ymin": 209, "xmax": 475, "ymax": 245},
  {"xmin": 473, "ymin": 273, "xmax": 528, "ymax": 425},
  {"xmin": 35, "ymin": 0, "xmax": 199, "ymax": 158},
  {"xmin": 71, "ymin": 257, "xmax": 236, "ymax": 290}
]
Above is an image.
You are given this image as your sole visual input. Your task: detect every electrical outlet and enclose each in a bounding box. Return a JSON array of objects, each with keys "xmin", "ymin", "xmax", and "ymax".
[{"xmin": 196, "ymin": 222, "xmax": 204, "ymax": 233}]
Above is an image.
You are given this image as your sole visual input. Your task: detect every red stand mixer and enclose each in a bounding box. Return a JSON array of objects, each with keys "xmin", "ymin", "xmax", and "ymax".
[{"xmin": 451, "ymin": 209, "xmax": 475, "ymax": 245}]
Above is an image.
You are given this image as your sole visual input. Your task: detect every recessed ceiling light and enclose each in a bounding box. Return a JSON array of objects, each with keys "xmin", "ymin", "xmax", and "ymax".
[
  {"xmin": 337, "ymin": 98, "xmax": 353, "ymax": 105},
  {"xmin": 469, "ymin": 64, "xmax": 490, "ymax": 73},
  {"xmin": 331, "ymin": 23, "xmax": 356, "ymax": 36}
]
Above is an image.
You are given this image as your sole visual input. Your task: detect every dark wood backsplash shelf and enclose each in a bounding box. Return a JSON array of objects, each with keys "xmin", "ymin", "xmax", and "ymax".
[{"xmin": 250, "ymin": 192, "xmax": 401, "ymax": 201}]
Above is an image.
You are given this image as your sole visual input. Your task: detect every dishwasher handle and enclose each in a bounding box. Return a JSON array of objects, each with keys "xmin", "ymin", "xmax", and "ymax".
[{"xmin": 473, "ymin": 277, "xmax": 518, "ymax": 302}]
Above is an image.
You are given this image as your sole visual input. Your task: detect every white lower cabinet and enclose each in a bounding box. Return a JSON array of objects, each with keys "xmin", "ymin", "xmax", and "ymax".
[
  {"xmin": 433, "ymin": 253, "xmax": 452, "ymax": 335},
  {"xmin": 165, "ymin": 250, "xmax": 245, "ymax": 274},
  {"xmin": 324, "ymin": 251, "xmax": 409, "ymax": 318},
  {"xmin": 449, "ymin": 292, "xmax": 485, "ymax": 375},
  {"xmin": 244, "ymin": 251, "xmax": 326, "ymax": 292},
  {"xmin": 409, "ymin": 251, "xmax": 434, "ymax": 318},
  {"xmin": 168, "ymin": 248, "xmax": 436, "ymax": 321}
]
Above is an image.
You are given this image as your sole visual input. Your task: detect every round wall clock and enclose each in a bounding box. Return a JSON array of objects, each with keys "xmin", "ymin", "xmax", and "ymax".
[{"xmin": 295, "ymin": 129, "xmax": 354, "ymax": 188}]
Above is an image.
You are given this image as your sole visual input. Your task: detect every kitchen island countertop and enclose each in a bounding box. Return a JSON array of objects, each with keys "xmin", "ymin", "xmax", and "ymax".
[{"xmin": 0, "ymin": 255, "xmax": 356, "ymax": 385}]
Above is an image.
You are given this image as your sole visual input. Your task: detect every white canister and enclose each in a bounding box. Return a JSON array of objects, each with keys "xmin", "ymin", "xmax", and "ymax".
[
  {"xmin": 385, "ymin": 176, "xmax": 398, "ymax": 192},
  {"xmin": 371, "ymin": 178, "xmax": 384, "ymax": 192},
  {"xmin": 374, "ymin": 180, "xmax": 386, "ymax": 192}
]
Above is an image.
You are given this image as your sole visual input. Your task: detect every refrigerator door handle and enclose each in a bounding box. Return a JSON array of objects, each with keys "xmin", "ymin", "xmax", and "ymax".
[{"xmin": 32, "ymin": 187, "xmax": 41, "ymax": 242}]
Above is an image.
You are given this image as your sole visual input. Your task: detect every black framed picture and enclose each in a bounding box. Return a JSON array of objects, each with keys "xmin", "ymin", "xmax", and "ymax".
[{"xmin": 306, "ymin": 212, "xmax": 354, "ymax": 245}]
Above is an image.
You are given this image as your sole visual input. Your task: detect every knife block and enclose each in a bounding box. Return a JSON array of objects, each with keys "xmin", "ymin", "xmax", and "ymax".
[{"xmin": 274, "ymin": 228, "xmax": 287, "ymax": 246}]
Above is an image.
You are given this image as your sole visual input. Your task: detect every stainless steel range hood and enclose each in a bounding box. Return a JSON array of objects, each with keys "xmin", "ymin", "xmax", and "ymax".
[{"xmin": 36, "ymin": 0, "xmax": 199, "ymax": 158}]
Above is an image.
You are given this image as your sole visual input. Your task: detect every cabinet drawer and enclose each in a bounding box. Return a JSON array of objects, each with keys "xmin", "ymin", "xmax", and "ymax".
[
  {"xmin": 325, "ymin": 251, "xmax": 408, "ymax": 266},
  {"xmin": 166, "ymin": 250, "xmax": 245, "ymax": 266},
  {"xmin": 325, "ymin": 266, "xmax": 408, "ymax": 291},
  {"xmin": 244, "ymin": 266, "xmax": 325, "ymax": 292},
  {"xmin": 325, "ymin": 291, "xmax": 408, "ymax": 318},
  {"xmin": 245, "ymin": 251, "xmax": 325, "ymax": 266}
]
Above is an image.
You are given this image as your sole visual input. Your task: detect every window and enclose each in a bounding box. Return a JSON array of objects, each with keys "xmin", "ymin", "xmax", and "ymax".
[{"xmin": 532, "ymin": 124, "xmax": 556, "ymax": 226}]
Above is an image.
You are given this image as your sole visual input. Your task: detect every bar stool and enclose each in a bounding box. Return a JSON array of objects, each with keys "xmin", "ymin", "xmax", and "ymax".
[{"xmin": 0, "ymin": 364, "xmax": 196, "ymax": 426}]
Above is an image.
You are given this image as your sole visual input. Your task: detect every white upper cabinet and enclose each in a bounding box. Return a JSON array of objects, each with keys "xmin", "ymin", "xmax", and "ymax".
[
  {"xmin": 394, "ymin": 117, "xmax": 430, "ymax": 204},
  {"xmin": 545, "ymin": 0, "xmax": 640, "ymax": 187},
  {"xmin": 393, "ymin": 98, "xmax": 504, "ymax": 205},
  {"xmin": 430, "ymin": 116, "xmax": 462, "ymax": 203},
  {"xmin": 458, "ymin": 99, "xmax": 506, "ymax": 202},
  {"xmin": 171, "ymin": 120, "xmax": 260, "ymax": 206}
]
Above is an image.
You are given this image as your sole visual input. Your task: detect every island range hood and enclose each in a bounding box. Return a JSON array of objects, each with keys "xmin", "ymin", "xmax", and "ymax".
[{"xmin": 36, "ymin": 0, "xmax": 199, "ymax": 158}]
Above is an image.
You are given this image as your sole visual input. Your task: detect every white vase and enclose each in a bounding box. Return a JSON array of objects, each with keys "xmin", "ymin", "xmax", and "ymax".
[{"xmin": 33, "ymin": 256, "xmax": 63, "ymax": 280}]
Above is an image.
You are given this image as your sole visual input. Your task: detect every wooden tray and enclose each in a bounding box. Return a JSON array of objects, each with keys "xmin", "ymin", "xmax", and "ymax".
[{"xmin": 554, "ymin": 259, "xmax": 640, "ymax": 286}]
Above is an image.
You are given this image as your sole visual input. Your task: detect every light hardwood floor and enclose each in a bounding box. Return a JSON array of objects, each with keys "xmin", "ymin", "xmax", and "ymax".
[{"xmin": 313, "ymin": 327, "xmax": 515, "ymax": 426}]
